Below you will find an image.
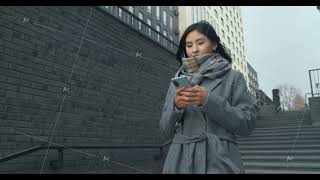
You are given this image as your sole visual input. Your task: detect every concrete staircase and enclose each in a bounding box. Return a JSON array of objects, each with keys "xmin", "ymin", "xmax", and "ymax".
[{"xmin": 238, "ymin": 105, "xmax": 320, "ymax": 174}]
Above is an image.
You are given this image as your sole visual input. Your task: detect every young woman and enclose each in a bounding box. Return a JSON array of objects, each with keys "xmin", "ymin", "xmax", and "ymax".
[{"xmin": 159, "ymin": 21, "xmax": 257, "ymax": 174}]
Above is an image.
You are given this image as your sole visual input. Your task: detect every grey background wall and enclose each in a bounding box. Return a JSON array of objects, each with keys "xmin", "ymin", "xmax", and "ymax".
[{"xmin": 0, "ymin": 6, "xmax": 179, "ymax": 173}]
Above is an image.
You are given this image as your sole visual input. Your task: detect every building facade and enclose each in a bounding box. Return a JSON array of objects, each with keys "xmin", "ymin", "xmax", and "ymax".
[
  {"xmin": 247, "ymin": 61, "xmax": 259, "ymax": 97},
  {"xmin": 100, "ymin": 6, "xmax": 180, "ymax": 54},
  {"xmin": 178, "ymin": 6, "xmax": 251, "ymax": 89}
]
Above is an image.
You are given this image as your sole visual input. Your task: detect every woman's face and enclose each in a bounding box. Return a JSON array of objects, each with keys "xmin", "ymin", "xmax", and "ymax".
[{"xmin": 185, "ymin": 30, "xmax": 216, "ymax": 58}]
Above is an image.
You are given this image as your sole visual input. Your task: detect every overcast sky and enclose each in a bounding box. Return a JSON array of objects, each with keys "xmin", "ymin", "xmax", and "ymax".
[{"xmin": 241, "ymin": 6, "xmax": 320, "ymax": 99}]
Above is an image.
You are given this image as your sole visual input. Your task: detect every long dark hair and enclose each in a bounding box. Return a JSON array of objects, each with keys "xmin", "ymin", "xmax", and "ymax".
[{"xmin": 176, "ymin": 21, "xmax": 232, "ymax": 65}]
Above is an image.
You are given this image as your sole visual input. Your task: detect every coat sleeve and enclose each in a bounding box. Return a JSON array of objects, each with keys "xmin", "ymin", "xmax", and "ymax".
[
  {"xmin": 199, "ymin": 73, "xmax": 257, "ymax": 137},
  {"xmin": 159, "ymin": 82, "xmax": 184, "ymax": 140}
]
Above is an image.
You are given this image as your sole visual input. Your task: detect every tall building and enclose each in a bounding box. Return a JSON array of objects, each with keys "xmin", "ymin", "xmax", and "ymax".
[
  {"xmin": 99, "ymin": 6, "xmax": 180, "ymax": 53},
  {"xmin": 178, "ymin": 6, "xmax": 250, "ymax": 89},
  {"xmin": 247, "ymin": 62, "xmax": 259, "ymax": 97}
]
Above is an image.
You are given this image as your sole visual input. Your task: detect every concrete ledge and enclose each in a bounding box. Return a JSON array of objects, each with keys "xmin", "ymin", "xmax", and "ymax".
[{"xmin": 308, "ymin": 96, "xmax": 320, "ymax": 126}]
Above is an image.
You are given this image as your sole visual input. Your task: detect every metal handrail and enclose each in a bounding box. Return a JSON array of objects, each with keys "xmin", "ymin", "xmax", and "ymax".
[{"xmin": 0, "ymin": 142, "xmax": 172, "ymax": 163}]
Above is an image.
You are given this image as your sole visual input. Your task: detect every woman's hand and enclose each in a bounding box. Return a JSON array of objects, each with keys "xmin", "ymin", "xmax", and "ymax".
[
  {"xmin": 180, "ymin": 85, "xmax": 208, "ymax": 107},
  {"xmin": 175, "ymin": 87, "xmax": 188, "ymax": 110}
]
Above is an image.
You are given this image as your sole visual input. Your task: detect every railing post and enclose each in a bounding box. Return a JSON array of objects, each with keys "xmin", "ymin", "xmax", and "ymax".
[
  {"xmin": 309, "ymin": 70, "xmax": 314, "ymax": 97},
  {"xmin": 49, "ymin": 147, "xmax": 64, "ymax": 170}
]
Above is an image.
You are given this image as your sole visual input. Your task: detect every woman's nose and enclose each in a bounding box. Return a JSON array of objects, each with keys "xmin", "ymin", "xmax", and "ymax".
[{"xmin": 192, "ymin": 46, "xmax": 199, "ymax": 53}]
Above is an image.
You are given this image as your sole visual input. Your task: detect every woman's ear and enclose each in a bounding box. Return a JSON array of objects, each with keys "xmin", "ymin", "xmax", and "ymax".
[{"xmin": 212, "ymin": 43, "xmax": 218, "ymax": 51}]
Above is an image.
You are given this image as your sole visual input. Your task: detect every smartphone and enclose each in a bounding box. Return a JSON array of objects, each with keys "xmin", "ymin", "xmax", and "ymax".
[{"xmin": 171, "ymin": 76, "xmax": 192, "ymax": 88}]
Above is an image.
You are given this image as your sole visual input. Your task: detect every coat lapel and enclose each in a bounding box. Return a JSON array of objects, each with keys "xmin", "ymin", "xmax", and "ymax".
[{"xmin": 201, "ymin": 78, "xmax": 223, "ymax": 93}]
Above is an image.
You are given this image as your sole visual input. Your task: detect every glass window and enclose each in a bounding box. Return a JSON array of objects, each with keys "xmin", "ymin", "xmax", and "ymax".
[
  {"xmin": 129, "ymin": 6, "xmax": 133, "ymax": 13},
  {"xmin": 156, "ymin": 6, "xmax": 160, "ymax": 20},
  {"xmin": 163, "ymin": 30, "xmax": 167, "ymax": 46},
  {"xmin": 138, "ymin": 12, "xmax": 143, "ymax": 30},
  {"xmin": 163, "ymin": 11, "xmax": 167, "ymax": 25},
  {"xmin": 128, "ymin": 6, "xmax": 134, "ymax": 25},
  {"xmin": 221, "ymin": 17, "xmax": 224, "ymax": 26},
  {"xmin": 215, "ymin": 9, "xmax": 218, "ymax": 18},
  {"xmin": 147, "ymin": 18, "xmax": 152, "ymax": 36},
  {"xmin": 118, "ymin": 8, "xmax": 122, "ymax": 18},
  {"xmin": 156, "ymin": 25, "xmax": 160, "ymax": 42},
  {"xmin": 169, "ymin": 16, "xmax": 173, "ymax": 29},
  {"xmin": 147, "ymin": 6, "xmax": 151, "ymax": 13}
]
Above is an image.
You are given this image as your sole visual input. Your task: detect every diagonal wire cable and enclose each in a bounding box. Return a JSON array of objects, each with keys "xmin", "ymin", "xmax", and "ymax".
[
  {"xmin": 285, "ymin": 107, "xmax": 307, "ymax": 173},
  {"xmin": 39, "ymin": 7, "xmax": 93, "ymax": 174},
  {"xmin": 10, "ymin": 128, "xmax": 152, "ymax": 174}
]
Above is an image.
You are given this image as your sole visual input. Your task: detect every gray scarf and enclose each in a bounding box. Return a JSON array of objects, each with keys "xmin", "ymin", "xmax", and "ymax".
[{"xmin": 181, "ymin": 53, "xmax": 231, "ymax": 86}]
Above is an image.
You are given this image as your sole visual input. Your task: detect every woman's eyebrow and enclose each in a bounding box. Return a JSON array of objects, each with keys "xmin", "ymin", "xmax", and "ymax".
[{"xmin": 186, "ymin": 37, "xmax": 206, "ymax": 44}]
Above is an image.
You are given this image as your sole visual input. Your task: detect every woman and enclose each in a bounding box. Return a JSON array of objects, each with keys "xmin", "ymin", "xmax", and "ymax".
[{"xmin": 159, "ymin": 21, "xmax": 257, "ymax": 174}]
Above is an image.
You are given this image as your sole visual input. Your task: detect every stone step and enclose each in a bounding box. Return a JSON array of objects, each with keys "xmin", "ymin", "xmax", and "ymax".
[
  {"xmin": 244, "ymin": 168, "xmax": 320, "ymax": 174},
  {"xmin": 255, "ymin": 122, "xmax": 310, "ymax": 128},
  {"xmin": 240, "ymin": 149, "xmax": 320, "ymax": 156},
  {"xmin": 239, "ymin": 144, "xmax": 320, "ymax": 151},
  {"xmin": 251, "ymin": 126, "xmax": 320, "ymax": 134},
  {"xmin": 238, "ymin": 139, "xmax": 320, "ymax": 145},
  {"xmin": 243, "ymin": 131, "xmax": 320, "ymax": 138},
  {"xmin": 244, "ymin": 162, "xmax": 320, "ymax": 170},
  {"xmin": 238, "ymin": 135, "xmax": 320, "ymax": 141},
  {"xmin": 252, "ymin": 124, "xmax": 320, "ymax": 131},
  {"xmin": 241, "ymin": 155, "xmax": 320, "ymax": 163}
]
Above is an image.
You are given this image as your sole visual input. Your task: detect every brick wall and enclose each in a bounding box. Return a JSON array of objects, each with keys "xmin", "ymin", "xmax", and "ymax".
[{"xmin": 0, "ymin": 6, "xmax": 179, "ymax": 173}]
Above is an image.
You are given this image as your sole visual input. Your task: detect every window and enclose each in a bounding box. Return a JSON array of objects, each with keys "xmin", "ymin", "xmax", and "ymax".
[
  {"xmin": 228, "ymin": 36, "xmax": 230, "ymax": 44},
  {"xmin": 221, "ymin": 17, "xmax": 224, "ymax": 26},
  {"xmin": 138, "ymin": 12, "xmax": 143, "ymax": 30},
  {"xmin": 147, "ymin": 6, "xmax": 151, "ymax": 14},
  {"xmin": 226, "ymin": 14, "xmax": 229, "ymax": 22},
  {"xmin": 222, "ymin": 29, "xmax": 225, "ymax": 39},
  {"xmin": 156, "ymin": 25, "xmax": 160, "ymax": 42},
  {"xmin": 163, "ymin": 30, "xmax": 167, "ymax": 45},
  {"xmin": 169, "ymin": 16, "xmax": 173, "ymax": 29},
  {"xmin": 163, "ymin": 11, "xmax": 167, "ymax": 25},
  {"xmin": 147, "ymin": 18, "xmax": 152, "ymax": 36},
  {"xmin": 129, "ymin": 6, "xmax": 133, "ymax": 13},
  {"xmin": 170, "ymin": 6, "xmax": 173, "ymax": 11},
  {"xmin": 214, "ymin": 9, "xmax": 218, "ymax": 18},
  {"xmin": 226, "ymin": 25, "xmax": 229, "ymax": 32},
  {"xmin": 118, "ymin": 8, "xmax": 122, "ymax": 18},
  {"xmin": 156, "ymin": 6, "xmax": 160, "ymax": 20},
  {"xmin": 128, "ymin": 6, "xmax": 134, "ymax": 25}
]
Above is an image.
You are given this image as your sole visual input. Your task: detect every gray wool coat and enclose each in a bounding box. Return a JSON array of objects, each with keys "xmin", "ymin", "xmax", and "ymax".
[{"xmin": 159, "ymin": 67, "xmax": 257, "ymax": 174}]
